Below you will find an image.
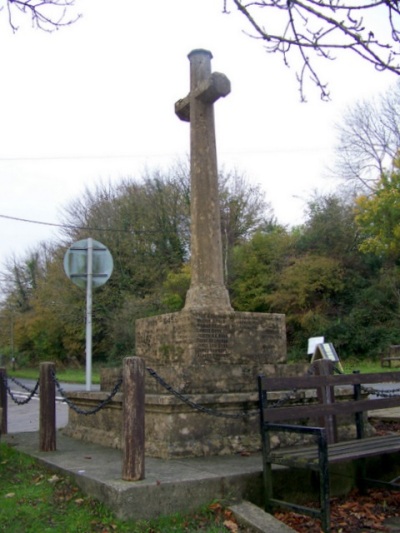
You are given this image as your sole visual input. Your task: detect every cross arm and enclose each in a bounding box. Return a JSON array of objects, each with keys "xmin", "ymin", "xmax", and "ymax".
[{"xmin": 175, "ymin": 72, "xmax": 231, "ymax": 122}]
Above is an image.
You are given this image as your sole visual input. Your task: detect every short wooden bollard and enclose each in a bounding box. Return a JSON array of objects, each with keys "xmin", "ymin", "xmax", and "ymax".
[
  {"xmin": 122, "ymin": 357, "xmax": 145, "ymax": 481},
  {"xmin": 39, "ymin": 362, "xmax": 56, "ymax": 452},
  {"xmin": 0, "ymin": 367, "xmax": 7, "ymax": 434}
]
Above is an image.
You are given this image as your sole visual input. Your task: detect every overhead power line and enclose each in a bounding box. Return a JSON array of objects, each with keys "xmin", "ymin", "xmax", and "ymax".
[
  {"xmin": 0, "ymin": 213, "xmax": 158, "ymax": 234},
  {"xmin": 0, "ymin": 146, "xmax": 332, "ymax": 163}
]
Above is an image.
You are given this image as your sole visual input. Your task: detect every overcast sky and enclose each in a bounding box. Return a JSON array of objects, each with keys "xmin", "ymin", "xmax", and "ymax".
[{"xmin": 0, "ymin": 0, "xmax": 396, "ymax": 267}]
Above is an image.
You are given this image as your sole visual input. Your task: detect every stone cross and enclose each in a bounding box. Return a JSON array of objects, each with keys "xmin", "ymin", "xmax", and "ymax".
[{"xmin": 175, "ymin": 49, "xmax": 232, "ymax": 312}]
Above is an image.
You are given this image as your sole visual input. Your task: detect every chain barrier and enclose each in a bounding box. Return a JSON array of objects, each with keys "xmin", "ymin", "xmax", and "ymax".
[
  {"xmin": 267, "ymin": 364, "xmax": 321, "ymax": 409},
  {"xmin": 51, "ymin": 370, "xmax": 123, "ymax": 415},
  {"xmin": 2, "ymin": 374, "xmax": 40, "ymax": 405},
  {"xmin": 361, "ymin": 385, "xmax": 400, "ymax": 398},
  {"xmin": 4, "ymin": 363, "xmax": 399, "ymax": 419},
  {"xmin": 8, "ymin": 375, "xmax": 39, "ymax": 393},
  {"xmin": 146, "ymin": 367, "xmax": 259, "ymax": 419}
]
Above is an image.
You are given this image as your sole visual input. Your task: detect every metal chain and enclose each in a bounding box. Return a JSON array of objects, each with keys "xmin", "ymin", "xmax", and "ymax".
[
  {"xmin": 51, "ymin": 370, "xmax": 123, "ymax": 416},
  {"xmin": 146, "ymin": 367, "xmax": 259, "ymax": 419},
  {"xmin": 268, "ymin": 364, "xmax": 317, "ymax": 408},
  {"xmin": 8, "ymin": 375, "xmax": 39, "ymax": 393},
  {"xmin": 361, "ymin": 385, "xmax": 400, "ymax": 397},
  {"xmin": 268, "ymin": 362, "xmax": 344, "ymax": 408},
  {"xmin": 2, "ymin": 374, "xmax": 40, "ymax": 405}
]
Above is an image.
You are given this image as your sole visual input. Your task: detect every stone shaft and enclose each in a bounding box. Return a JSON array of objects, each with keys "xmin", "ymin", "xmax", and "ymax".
[{"xmin": 176, "ymin": 49, "xmax": 232, "ymax": 311}]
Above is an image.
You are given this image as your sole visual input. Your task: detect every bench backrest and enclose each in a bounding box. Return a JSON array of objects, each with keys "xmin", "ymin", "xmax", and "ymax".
[{"xmin": 259, "ymin": 361, "xmax": 400, "ymax": 444}]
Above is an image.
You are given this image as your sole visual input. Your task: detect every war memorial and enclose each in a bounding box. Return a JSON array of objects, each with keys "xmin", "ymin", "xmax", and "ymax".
[{"xmin": 64, "ymin": 50, "xmax": 306, "ymax": 458}]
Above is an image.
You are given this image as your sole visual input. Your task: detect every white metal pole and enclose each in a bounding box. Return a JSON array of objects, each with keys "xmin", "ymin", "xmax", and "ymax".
[{"xmin": 86, "ymin": 238, "xmax": 93, "ymax": 391}]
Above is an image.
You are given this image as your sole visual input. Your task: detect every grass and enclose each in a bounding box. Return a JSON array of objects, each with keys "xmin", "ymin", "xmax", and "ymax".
[
  {"xmin": 7, "ymin": 367, "xmax": 100, "ymax": 385},
  {"xmin": 339, "ymin": 358, "xmax": 396, "ymax": 374},
  {"xmin": 0, "ymin": 443, "xmax": 238, "ymax": 532},
  {"xmin": 6, "ymin": 358, "xmax": 396, "ymax": 385}
]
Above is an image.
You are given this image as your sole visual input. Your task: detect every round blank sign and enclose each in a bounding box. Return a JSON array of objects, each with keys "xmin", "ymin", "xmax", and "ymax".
[{"xmin": 64, "ymin": 238, "xmax": 113, "ymax": 289}]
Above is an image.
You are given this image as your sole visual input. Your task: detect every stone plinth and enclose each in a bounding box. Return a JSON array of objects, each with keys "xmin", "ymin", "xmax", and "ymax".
[
  {"xmin": 63, "ymin": 391, "xmax": 123, "ymax": 449},
  {"xmin": 62, "ymin": 306, "xmax": 293, "ymax": 458},
  {"xmin": 134, "ymin": 309, "xmax": 290, "ymax": 457},
  {"xmin": 62, "ymin": 390, "xmax": 260, "ymax": 458},
  {"xmin": 136, "ymin": 309, "xmax": 287, "ymax": 395},
  {"xmin": 62, "ymin": 309, "xmax": 296, "ymax": 458}
]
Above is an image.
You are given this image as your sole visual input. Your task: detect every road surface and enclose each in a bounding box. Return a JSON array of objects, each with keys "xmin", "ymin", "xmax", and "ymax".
[{"xmin": 3, "ymin": 378, "xmax": 99, "ymax": 434}]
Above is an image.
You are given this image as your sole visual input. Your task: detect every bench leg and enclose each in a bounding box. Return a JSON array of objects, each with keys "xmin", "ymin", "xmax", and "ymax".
[
  {"xmin": 318, "ymin": 441, "xmax": 331, "ymax": 533},
  {"xmin": 319, "ymin": 467, "xmax": 331, "ymax": 532},
  {"xmin": 263, "ymin": 460, "xmax": 273, "ymax": 513},
  {"xmin": 355, "ymin": 458, "xmax": 367, "ymax": 495}
]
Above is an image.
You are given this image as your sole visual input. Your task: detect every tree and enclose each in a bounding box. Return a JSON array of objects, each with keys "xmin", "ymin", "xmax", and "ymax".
[
  {"xmin": 0, "ymin": 164, "xmax": 270, "ymax": 365},
  {"xmin": 267, "ymin": 253, "xmax": 345, "ymax": 350},
  {"xmin": 334, "ymin": 81, "xmax": 400, "ymax": 191},
  {"xmin": 224, "ymin": 1, "xmax": 400, "ymax": 100},
  {"xmin": 219, "ymin": 169, "xmax": 274, "ymax": 279},
  {"xmin": 355, "ymin": 157, "xmax": 400, "ymax": 260},
  {"xmin": 230, "ymin": 225, "xmax": 293, "ymax": 312},
  {"xmin": 4, "ymin": 0, "xmax": 80, "ymax": 32},
  {"xmin": 296, "ymin": 193, "xmax": 361, "ymax": 259}
]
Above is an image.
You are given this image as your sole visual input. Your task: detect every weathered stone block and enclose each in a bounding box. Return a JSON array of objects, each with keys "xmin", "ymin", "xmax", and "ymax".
[
  {"xmin": 62, "ymin": 390, "xmax": 261, "ymax": 458},
  {"xmin": 136, "ymin": 309, "xmax": 287, "ymax": 394}
]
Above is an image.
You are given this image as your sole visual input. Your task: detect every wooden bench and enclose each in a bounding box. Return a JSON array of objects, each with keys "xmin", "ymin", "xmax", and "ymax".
[
  {"xmin": 381, "ymin": 345, "xmax": 400, "ymax": 368},
  {"xmin": 258, "ymin": 360, "xmax": 400, "ymax": 533}
]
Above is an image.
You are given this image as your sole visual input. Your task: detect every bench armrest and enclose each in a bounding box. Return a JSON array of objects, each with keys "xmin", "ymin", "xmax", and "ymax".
[
  {"xmin": 263, "ymin": 422, "xmax": 325, "ymax": 437},
  {"xmin": 262, "ymin": 422, "xmax": 328, "ymax": 466}
]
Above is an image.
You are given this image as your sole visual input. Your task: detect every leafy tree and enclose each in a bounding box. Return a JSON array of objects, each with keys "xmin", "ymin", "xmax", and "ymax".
[
  {"xmin": 356, "ymin": 157, "xmax": 400, "ymax": 260},
  {"xmin": 230, "ymin": 225, "xmax": 293, "ymax": 312},
  {"xmin": 1, "ymin": 248, "xmax": 46, "ymax": 312},
  {"xmin": 161, "ymin": 264, "xmax": 191, "ymax": 312},
  {"xmin": 224, "ymin": 1, "xmax": 400, "ymax": 100},
  {"xmin": 1, "ymin": 164, "xmax": 269, "ymax": 365},
  {"xmin": 297, "ymin": 194, "xmax": 360, "ymax": 258},
  {"xmin": 267, "ymin": 254, "xmax": 345, "ymax": 347},
  {"xmin": 219, "ymin": 169, "xmax": 274, "ymax": 279}
]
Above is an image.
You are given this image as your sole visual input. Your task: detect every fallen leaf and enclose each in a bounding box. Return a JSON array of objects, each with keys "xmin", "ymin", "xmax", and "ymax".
[
  {"xmin": 48, "ymin": 474, "xmax": 60, "ymax": 484},
  {"xmin": 223, "ymin": 519, "xmax": 239, "ymax": 531},
  {"xmin": 209, "ymin": 502, "xmax": 222, "ymax": 511},
  {"xmin": 4, "ymin": 493, "xmax": 15, "ymax": 498}
]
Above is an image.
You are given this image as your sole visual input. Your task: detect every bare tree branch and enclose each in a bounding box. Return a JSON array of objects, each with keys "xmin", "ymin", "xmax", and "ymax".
[
  {"xmin": 333, "ymin": 81, "xmax": 400, "ymax": 191},
  {"xmin": 5, "ymin": 0, "xmax": 80, "ymax": 32},
  {"xmin": 223, "ymin": 1, "xmax": 400, "ymax": 100}
]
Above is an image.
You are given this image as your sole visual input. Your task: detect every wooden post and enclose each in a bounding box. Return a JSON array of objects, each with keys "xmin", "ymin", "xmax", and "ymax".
[
  {"xmin": 312, "ymin": 359, "xmax": 338, "ymax": 444},
  {"xmin": 0, "ymin": 367, "xmax": 7, "ymax": 434},
  {"xmin": 122, "ymin": 356, "xmax": 145, "ymax": 481},
  {"xmin": 39, "ymin": 362, "xmax": 56, "ymax": 452}
]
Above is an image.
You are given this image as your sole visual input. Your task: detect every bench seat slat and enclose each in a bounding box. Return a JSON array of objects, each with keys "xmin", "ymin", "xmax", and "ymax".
[
  {"xmin": 258, "ymin": 365, "xmax": 400, "ymax": 533},
  {"xmin": 268, "ymin": 435, "xmax": 400, "ymax": 468}
]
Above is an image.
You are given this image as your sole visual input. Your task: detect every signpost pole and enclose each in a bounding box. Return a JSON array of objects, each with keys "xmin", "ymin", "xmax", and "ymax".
[
  {"xmin": 86, "ymin": 238, "xmax": 93, "ymax": 391},
  {"xmin": 64, "ymin": 238, "xmax": 113, "ymax": 393}
]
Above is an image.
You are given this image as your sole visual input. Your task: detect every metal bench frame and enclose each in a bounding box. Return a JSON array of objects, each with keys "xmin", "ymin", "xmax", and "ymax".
[{"xmin": 258, "ymin": 362, "xmax": 400, "ymax": 532}]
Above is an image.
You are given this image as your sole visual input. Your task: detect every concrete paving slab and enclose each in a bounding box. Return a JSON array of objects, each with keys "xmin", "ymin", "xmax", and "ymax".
[
  {"xmin": 3, "ymin": 431, "xmax": 265, "ymax": 523},
  {"xmin": 369, "ymin": 407, "xmax": 400, "ymax": 421},
  {"xmin": 230, "ymin": 501, "xmax": 296, "ymax": 533},
  {"xmin": 5, "ymin": 390, "xmax": 400, "ymax": 531}
]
